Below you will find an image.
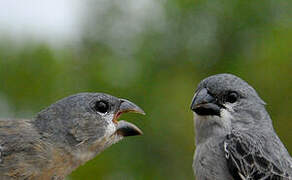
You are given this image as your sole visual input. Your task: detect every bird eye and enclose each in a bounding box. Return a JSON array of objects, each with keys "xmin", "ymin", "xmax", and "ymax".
[
  {"xmin": 94, "ymin": 101, "xmax": 109, "ymax": 114},
  {"xmin": 226, "ymin": 92, "xmax": 238, "ymax": 103}
]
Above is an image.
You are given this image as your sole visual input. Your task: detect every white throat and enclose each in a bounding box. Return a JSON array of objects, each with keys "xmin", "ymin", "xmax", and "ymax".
[{"xmin": 194, "ymin": 106, "xmax": 233, "ymax": 145}]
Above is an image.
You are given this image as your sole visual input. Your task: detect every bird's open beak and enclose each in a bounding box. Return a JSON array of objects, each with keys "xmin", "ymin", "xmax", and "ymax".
[
  {"xmin": 114, "ymin": 99, "xmax": 145, "ymax": 137},
  {"xmin": 190, "ymin": 88, "xmax": 221, "ymax": 116}
]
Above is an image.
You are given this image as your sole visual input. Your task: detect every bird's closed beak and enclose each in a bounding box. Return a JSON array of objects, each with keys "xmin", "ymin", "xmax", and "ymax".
[
  {"xmin": 191, "ymin": 88, "xmax": 221, "ymax": 116},
  {"xmin": 115, "ymin": 99, "xmax": 145, "ymax": 137}
]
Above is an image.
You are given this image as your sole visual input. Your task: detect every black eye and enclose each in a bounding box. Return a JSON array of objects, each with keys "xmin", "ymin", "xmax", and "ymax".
[
  {"xmin": 94, "ymin": 101, "xmax": 109, "ymax": 113},
  {"xmin": 226, "ymin": 92, "xmax": 238, "ymax": 103}
]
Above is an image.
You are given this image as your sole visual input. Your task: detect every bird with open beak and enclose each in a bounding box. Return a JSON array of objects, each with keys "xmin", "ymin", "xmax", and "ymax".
[{"xmin": 0, "ymin": 93, "xmax": 145, "ymax": 180}]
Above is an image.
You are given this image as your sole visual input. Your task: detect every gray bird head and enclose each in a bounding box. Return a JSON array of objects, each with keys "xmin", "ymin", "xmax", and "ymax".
[
  {"xmin": 190, "ymin": 74, "xmax": 271, "ymax": 144},
  {"xmin": 33, "ymin": 93, "xmax": 145, "ymax": 162}
]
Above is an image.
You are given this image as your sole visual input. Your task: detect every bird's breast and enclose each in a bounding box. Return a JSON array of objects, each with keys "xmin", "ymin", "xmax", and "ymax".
[{"xmin": 193, "ymin": 136, "xmax": 233, "ymax": 180}]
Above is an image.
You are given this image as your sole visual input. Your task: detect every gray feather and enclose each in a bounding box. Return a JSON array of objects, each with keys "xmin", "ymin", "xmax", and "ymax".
[{"xmin": 191, "ymin": 74, "xmax": 292, "ymax": 180}]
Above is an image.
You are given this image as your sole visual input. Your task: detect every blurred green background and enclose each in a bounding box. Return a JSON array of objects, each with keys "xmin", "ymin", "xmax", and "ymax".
[{"xmin": 0, "ymin": 0, "xmax": 292, "ymax": 179}]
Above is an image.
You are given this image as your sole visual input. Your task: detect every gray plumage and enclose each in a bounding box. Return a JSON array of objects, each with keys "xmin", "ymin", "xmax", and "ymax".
[
  {"xmin": 0, "ymin": 93, "xmax": 144, "ymax": 180},
  {"xmin": 190, "ymin": 74, "xmax": 292, "ymax": 180}
]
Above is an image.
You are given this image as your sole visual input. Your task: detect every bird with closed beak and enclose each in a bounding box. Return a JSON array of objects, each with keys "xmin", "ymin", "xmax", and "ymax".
[
  {"xmin": 0, "ymin": 93, "xmax": 145, "ymax": 180},
  {"xmin": 191, "ymin": 74, "xmax": 292, "ymax": 180}
]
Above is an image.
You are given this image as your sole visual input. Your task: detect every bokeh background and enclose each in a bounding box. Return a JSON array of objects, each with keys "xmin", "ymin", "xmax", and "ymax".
[{"xmin": 0, "ymin": 0, "xmax": 292, "ymax": 179}]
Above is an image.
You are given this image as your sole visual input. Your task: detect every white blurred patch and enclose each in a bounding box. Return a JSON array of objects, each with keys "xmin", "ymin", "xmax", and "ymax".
[{"xmin": 0, "ymin": 0, "xmax": 83, "ymax": 46}]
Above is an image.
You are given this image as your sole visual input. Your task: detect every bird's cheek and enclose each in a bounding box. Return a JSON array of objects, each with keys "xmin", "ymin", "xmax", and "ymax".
[{"xmin": 98, "ymin": 115, "xmax": 118, "ymax": 139}]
